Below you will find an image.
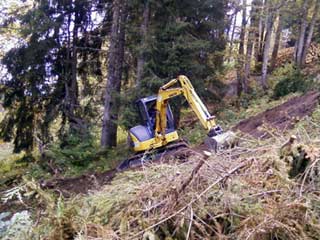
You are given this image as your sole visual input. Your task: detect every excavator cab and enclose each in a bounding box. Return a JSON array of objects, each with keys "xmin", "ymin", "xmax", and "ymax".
[
  {"xmin": 128, "ymin": 96, "xmax": 178, "ymax": 152},
  {"xmin": 136, "ymin": 96, "xmax": 175, "ymax": 133}
]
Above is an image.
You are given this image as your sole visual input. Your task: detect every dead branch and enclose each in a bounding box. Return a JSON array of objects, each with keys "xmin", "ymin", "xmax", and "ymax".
[
  {"xmin": 186, "ymin": 206, "xmax": 194, "ymax": 240},
  {"xmin": 240, "ymin": 189, "xmax": 282, "ymax": 200},
  {"xmin": 128, "ymin": 159, "xmax": 252, "ymax": 240},
  {"xmin": 178, "ymin": 159, "xmax": 205, "ymax": 195}
]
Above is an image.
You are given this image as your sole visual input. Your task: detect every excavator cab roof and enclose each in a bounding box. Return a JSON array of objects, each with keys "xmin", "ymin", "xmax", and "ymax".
[{"xmin": 137, "ymin": 95, "xmax": 157, "ymax": 104}]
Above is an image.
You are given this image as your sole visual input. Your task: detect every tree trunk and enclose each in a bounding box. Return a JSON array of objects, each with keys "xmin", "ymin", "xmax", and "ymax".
[
  {"xmin": 253, "ymin": 0, "xmax": 263, "ymax": 62},
  {"xmin": 101, "ymin": 0, "xmax": 127, "ymax": 148},
  {"xmin": 64, "ymin": 7, "xmax": 86, "ymax": 135},
  {"xmin": 243, "ymin": 0, "xmax": 260, "ymax": 92},
  {"xmin": 256, "ymin": 0, "xmax": 267, "ymax": 63},
  {"xmin": 301, "ymin": 0, "xmax": 320, "ymax": 66},
  {"xmin": 295, "ymin": 0, "xmax": 309, "ymax": 67},
  {"xmin": 236, "ymin": 0, "xmax": 247, "ymax": 95},
  {"xmin": 69, "ymin": 9, "xmax": 87, "ymax": 134},
  {"xmin": 228, "ymin": 10, "xmax": 238, "ymax": 62},
  {"xmin": 136, "ymin": 1, "xmax": 150, "ymax": 86},
  {"xmin": 270, "ymin": 10, "xmax": 283, "ymax": 71},
  {"xmin": 261, "ymin": 2, "xmax": 274, "ymax": 90}
]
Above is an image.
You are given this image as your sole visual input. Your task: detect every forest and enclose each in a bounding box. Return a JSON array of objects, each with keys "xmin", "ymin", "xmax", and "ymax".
[{"xmin": 1, "ymin": 0, "xmax": 320, "ymax": 239}]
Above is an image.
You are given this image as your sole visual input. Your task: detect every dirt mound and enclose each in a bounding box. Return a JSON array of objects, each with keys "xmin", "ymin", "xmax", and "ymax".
[
  {"xmin": 41, "ymin": 169, "xmax": 116, "ymax": 196},
  {"xmin": 234, "ymin": 91, "xmax": 320, "ymax": 138}
]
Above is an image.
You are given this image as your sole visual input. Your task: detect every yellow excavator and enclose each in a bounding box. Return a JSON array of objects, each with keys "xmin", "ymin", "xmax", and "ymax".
[{"xmin": 117, "ymin": 75, "xmax": 236, "ymax": 170}]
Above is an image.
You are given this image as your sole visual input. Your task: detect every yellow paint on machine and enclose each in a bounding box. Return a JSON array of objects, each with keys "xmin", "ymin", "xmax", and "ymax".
[{"xmin": 129, "ymin": 131, "xmax": 179, "ymax": 152}]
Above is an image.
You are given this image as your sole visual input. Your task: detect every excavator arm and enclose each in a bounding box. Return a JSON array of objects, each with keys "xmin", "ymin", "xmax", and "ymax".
[{"xmin": 154, "ymin": 75, "xmax": 231, "ymax": 149}]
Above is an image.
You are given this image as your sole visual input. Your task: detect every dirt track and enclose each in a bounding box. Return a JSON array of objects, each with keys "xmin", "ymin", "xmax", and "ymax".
[
  {"xmin": 42, "ymin": 147, "xmax": 194, "ymax": 196},
  {"xmin": 42, "ymin": 91, "xmax": 320, "ymax": 195},
  {"xmin": 233, "ymin": 91, "xmax": 320, "ymax": 138}
]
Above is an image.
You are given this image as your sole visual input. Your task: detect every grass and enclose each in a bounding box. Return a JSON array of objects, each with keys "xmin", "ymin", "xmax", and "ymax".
[{"xmin": 0, "ymin": 148, "xmax": 26, "ymax": 190}]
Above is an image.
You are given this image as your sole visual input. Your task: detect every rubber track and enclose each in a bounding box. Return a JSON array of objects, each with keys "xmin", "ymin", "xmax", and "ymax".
[{"xmin": 117, "ymin": 141, "xmax": 189, "ymax": 171}]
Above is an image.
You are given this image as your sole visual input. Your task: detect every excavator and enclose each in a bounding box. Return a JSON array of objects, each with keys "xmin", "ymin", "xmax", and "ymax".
[{"xmin": 117, "ymin": 75, "xmax": 236, "ymax": 170}]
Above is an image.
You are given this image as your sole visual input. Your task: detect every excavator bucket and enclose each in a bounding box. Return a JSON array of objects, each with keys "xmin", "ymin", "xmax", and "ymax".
[{"xmin": 205, "ymin": 126, "xmax": 237, "ymax": 152}]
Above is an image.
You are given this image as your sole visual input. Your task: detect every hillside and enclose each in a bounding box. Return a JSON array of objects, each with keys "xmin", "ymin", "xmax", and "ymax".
[{"xmin": 1, "ymin": 88, "xmax": 320, "ymax": 239}]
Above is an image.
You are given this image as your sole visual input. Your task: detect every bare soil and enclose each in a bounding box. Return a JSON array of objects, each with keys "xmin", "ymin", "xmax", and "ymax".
[
  {"xmin": 41, "ymin": 169, "xmax": 116, "ymax": 197},
  {"xmin": 41, "ymin": 91, "xmax": 320, "ymax": 196},
  {"xmin": 233, "ymin": 91, "xmax": 320, "ymax": 138}
]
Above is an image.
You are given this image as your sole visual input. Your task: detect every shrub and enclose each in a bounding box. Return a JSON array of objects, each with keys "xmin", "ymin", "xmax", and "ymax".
[
  {"xmin": 273, "ymin": 69, "xmax": 311, "ymax": 99},
  {"xmin": 42, "ymin": 134, "xmax": 98, "ymax": 174}
]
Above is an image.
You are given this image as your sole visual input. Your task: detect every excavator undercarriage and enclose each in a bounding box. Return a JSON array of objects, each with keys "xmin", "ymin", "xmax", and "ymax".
[{"xmin": 117, "ymin": 140, "xmax": 188, "ymax": 171}]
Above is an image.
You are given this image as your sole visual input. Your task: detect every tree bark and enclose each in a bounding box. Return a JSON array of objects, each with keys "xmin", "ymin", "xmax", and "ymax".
[
  {"xmin": 64, "ymin": 6, "xmax": 86, "ymax": 135},
  {"xmin": 295, "ymin": 0, "xmax": 309, "ymax": 67},
  {"xmin": 256, "ymin": 0, "xmax": 267, "ymax": 63},
  {"xmin": 101, "ymin": 0, "xmax": 127, "ymax": 148},
  {"xmin": 228, "ymin": 10, "xmax": 238, "ymax": 62},
  {"xmin": 236, "ymin": 0, "xmax": 247, "ymax": 95},
  {"xmin": 253, "ymin": 0, "xmax": 262, "ymax": 62},
  {"xmin": 243, "ymin": 0, "xmax": 260, "ymax": 92},
  {"xmin": 301, "ymin": 0, "xmax": 320, "ymax": 66},
  {"xmin": 261, "ymin": 2, "xmax": 274, "ymax": 90},
  {"xmin": 136, "ymin": 1, "xmax": 150, "ymax": 86},
  {"xmin": 270, "ymin": 9, "xmax": 283, "ymax": 71}
]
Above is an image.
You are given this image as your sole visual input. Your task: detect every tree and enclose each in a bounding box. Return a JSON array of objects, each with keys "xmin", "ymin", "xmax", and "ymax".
[
  {"xmin": 243, "ymin": 0, "xmax": 260, "ymax": 92},
  {"xmin": 301, "ymin": 0, "xmax": 320, "ymax": 66},
  {"xmin": 1, "ymin": 0, "xmax": 105, "ymax": 152},
  {"xmin": 0, "ymin": 0, "xmax": 229, "ymax": 153},
  {"xmin": 255, "ymin": 0, "xmax": 267, "ymax": 64},
  {"xmin": 226, "ymin": 0, "xmax": 241, "ymax": 63},
  {"xmin": 101, "ymin": 0, "xmax": 127, "ymax": 148},
  {"xmin": 295, "ymin": 0, "xmax": 310, "ymax": 67},
  {"xmin": 236, "ymin": 0, "xmax": 247, "ymax": 95},
  {"xmin": 228, "ymin": 10, "xmax": 238, "ymax": 62},
  {"xmin": 136, "ymin": 0, "xmax": 150, "ymax": 86},
  {"xmin": 270, "ymin": 8, "xmax": 284, "ymax": 70},
  {"xmin": 117, "ymin": 0, "xmax": 228, "ymax": 132},
  {"xmin": 261, "ymin": 0, "xmax": 274, "ymax": 90}
]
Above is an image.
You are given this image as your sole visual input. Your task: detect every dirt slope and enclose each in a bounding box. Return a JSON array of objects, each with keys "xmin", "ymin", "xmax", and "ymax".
[{"xmin": 233, "ymin": 91, "xmax": 320, "ymax": 138}]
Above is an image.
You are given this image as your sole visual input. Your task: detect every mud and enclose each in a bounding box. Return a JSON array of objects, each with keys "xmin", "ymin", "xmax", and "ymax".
[{"xmin": 233, "ymin": 91, "xmax": 320, "ymax": 138}]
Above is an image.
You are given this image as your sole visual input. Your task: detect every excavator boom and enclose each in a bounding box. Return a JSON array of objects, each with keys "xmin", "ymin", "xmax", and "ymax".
[
  {"xmin": 154, "ymin": 75, "xmax": 235, "ymax": 151},
  {"xmin": 156, "ymin": 76, "xmax": 216, "ymax": 133}
]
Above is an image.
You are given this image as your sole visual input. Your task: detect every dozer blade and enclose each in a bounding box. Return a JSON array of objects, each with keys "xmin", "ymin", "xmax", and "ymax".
[
  {"xmin": 204, "ymin": 131, "xmax": 237, "ymax": 152},
  {"xmin": 117, "ymin": 141, "xmax": 189, "ymax": 171}
]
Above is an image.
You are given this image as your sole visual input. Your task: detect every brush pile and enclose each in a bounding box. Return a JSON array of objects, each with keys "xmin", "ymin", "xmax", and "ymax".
[{"xmin": 53, "ymin": 125, "xmax": 320, "ymax": 239}]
